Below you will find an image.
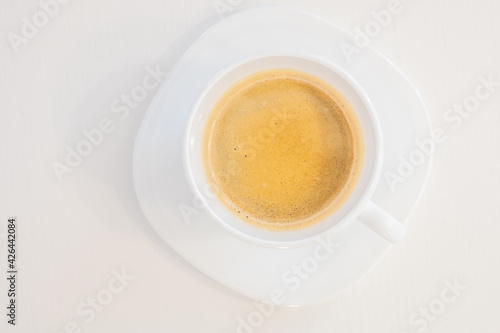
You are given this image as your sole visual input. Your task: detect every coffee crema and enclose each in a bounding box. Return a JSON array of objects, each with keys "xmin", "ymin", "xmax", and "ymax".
[{"xmin": 202, "ymin": 68, "xmax": 364, "ymax": 231}]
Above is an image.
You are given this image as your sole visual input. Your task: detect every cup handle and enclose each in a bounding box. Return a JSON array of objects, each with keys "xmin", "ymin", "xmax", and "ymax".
[{"xmin": 357, "ymin": 201, "xmax": 406, "ymax": 243}]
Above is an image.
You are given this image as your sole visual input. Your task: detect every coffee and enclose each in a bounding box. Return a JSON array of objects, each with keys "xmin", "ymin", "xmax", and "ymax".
[{"xmin": 202, "ymin": 68, "xmax": 363, "ymax": 231}]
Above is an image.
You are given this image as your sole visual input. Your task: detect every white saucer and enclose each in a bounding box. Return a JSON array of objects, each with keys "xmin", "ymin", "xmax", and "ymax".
[{"xmin": 133, "ymin": 7, "xmax": 432, "ymax": 306}]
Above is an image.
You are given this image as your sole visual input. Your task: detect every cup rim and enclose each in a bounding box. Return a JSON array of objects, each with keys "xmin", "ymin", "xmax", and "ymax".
[{"xmin": 183, "ymin": 52, "xmax": 384, "ymax": 248}]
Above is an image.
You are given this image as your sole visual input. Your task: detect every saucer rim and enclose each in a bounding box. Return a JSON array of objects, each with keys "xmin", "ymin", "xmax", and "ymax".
[{"xmin": 132, "ymin": 6, "xmax": 433, "ymax": 306}]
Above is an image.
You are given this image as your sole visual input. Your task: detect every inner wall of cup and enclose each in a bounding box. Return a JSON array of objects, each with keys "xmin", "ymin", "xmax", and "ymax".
[{"xmin": 186, "ymin": 54, "xmax": 379, "ymax": 245}]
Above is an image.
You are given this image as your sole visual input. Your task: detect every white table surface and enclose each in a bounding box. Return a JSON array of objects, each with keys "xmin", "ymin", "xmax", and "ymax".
[{"xmin": 1, "ymin": 0, "xmax": 499, "ymax": 332}]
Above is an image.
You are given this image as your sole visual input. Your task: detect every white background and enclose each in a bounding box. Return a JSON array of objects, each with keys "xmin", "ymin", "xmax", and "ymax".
[{"xmin": 1, "ymin": 0, "xmax": 499, "ymax": 332}]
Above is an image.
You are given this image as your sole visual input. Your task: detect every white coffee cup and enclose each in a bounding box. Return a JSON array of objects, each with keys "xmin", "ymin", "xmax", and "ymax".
[{"xmin": 183, "ymin": 53, "xmax": 405, "ymax": 248}]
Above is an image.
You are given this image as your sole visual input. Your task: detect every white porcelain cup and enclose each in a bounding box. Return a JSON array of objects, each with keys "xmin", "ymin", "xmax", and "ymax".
[{"xmin": 183, "ymin": 53, "xmax": 405, "ymax": 248}]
